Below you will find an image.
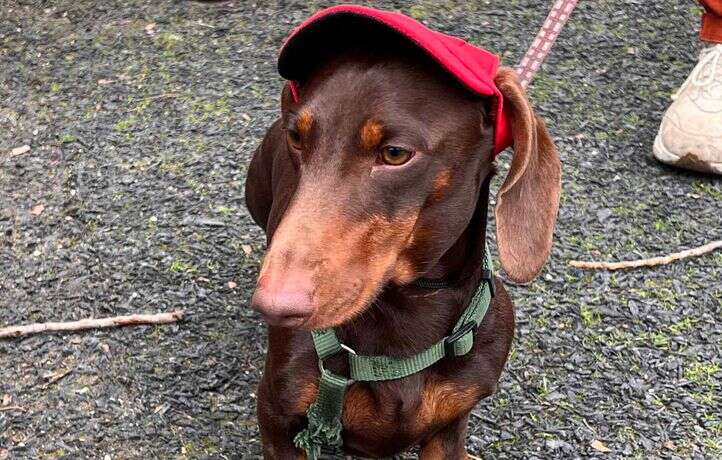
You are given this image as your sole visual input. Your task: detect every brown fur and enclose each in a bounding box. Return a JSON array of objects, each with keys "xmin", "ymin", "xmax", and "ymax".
[{"xmin": 245, "ymin": 42, "xmax": 560, "ymax": 459}]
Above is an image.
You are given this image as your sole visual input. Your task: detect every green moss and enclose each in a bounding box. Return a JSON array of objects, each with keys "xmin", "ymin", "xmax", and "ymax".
[
  {"xmin": 690, "ymin": 390, "xmax": 717, "ymax": 407},
  {"xmin": 114, "ymin": 114, "xmax": 138, "ymax": 132},
  {"xmin": 159, "ymin": 156, "xmax": 188, "ymax": 175},
  {"xmin": 667, "ymin": 317, "xmax": 697, "ymax": 335},
  {"xmin": 159, "ymin": 31, "xmax": 183, "ymax": 51},
  {"xmin": 653, "ymin": 217, "xmax": 672, "ymax": 231},
  {"xmin": 45, "ymin": 448, "xmax": 66, "ymax": 459},
  {"xmin": 685, "ymin": 361, "xmax": 721, "ymax": 386},
  {"xmin": 623, "ymin": 113, "xmax": 641, "ymax": 126},
  {"xmin": 188, "ymin": 97, "xmax": 231, "ymax": 124},
  {"xmin": 214, "ymin": 205, "xmax": 235, "ymax": 217},
  {"xmin": 528, "ymin": 73, "xmax": 558, "ymax": 104},
  {"xmin": 408, "ymin": 5, "xmax": 427, "ymax": 19},
  {"xmin": 147, "ymin": 216, "xmax": 158, "ymax": 234},
  {"xmin": 168, "ymin": 259, "xmax": 196, "ymax": 274},
  {"xmin": 580, "ymin": 304, "xmax": 601, "ymax": 327},
  {"xmin": 693, "ymin": 181, "xmax": 722, "ymax": 201},
  {"xmin": 61, "ymin": 133, "xmax": 77, "ymax": 143}
]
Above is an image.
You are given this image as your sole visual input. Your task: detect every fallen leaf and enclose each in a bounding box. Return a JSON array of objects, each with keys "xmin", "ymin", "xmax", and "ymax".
[
  {"xmin": 31, "ymin": 204, "xmax": 45, "ymax": 216},
  {"xmin": 241, "ymin": 244, "xmax": 253, "ymax": 255},
  {"xmin": 590, "ymin": 439, "xmax": 612, "ymax": 453},
  {"xmin": 1, "ymin": 394, "xmax": 10, "ymax": 406},
  {"xmin": 663, "ymin": 441, "xmax": 676, "ymax": 451},
  {"xmin": 10, "ymin": 145, "xmax": 30, "ymax": 156},
  {"xmin": 228, "ymin": 281, "xmax": 237, "ymax": 289}
]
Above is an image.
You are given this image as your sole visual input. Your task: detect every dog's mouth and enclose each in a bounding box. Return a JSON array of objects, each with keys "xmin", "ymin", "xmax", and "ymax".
[
  {"xmin": 251, "ymin": 210, "xmax": 421, "ymax": 330},
  {"xmin": 251, "ymin": 256, "xmax": 393, "ymax": 330},
  {"xmin": 260, "ymin": 311, "xmax": 309, "ymax": 329}
]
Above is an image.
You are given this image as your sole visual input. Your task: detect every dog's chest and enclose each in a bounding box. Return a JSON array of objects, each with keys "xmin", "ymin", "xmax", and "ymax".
[{"xmin": 293, "ymin": 373, "xmax": 481, "ymax": 453}]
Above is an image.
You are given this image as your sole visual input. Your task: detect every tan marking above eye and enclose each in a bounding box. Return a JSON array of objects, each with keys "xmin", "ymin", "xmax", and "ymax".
[
  {"xmin": 361, "ymin": 119, "xmax": 384, "ymax": 150},
  {"xmin": 296, "ymin": 110, "xmax": 313, "ymax": 135}
]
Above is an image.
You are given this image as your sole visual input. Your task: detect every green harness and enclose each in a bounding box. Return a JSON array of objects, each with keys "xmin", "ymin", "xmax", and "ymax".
[{"xmin": 294, "ymin": 250, "xmax": 496, "ymax": 459}]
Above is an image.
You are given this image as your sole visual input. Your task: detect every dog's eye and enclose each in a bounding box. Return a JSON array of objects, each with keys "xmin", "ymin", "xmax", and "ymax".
[
  {"xmin": 380, "ymin": 146, "xmax": 413, "ymax": 166},
  {"xmin": 287, "ymin": 129, "xmax": 302, "ymax": 151}
]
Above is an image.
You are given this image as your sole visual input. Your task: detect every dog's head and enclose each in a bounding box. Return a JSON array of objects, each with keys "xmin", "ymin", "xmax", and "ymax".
[{"xmin": 251, "ymin": 32, "xmax": 560, "ymax": 329}]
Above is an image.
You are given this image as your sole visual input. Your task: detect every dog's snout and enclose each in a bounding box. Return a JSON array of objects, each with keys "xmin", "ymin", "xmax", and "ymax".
[{"xmin": 251, "ymin": 272, "xmax": 315, "ymax": 327}]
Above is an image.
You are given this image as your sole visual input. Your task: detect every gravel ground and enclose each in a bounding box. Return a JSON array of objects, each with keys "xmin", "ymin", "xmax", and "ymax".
[{"xmin": 1, "ymin": 1, "xmax": 721, "ymax": 459}]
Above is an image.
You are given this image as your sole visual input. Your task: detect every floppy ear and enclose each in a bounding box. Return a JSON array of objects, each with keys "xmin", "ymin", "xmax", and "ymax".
[
  {"xmin": 245, "ymin": 118, "xmax": 282, "ymax": 232},
  {"xmin": 494, "ymin": 67, "xmax": 561, "ymax": 283},
  {"xmin": 245, "ymin": 82, "xmax": 300, "ymax": 235}
]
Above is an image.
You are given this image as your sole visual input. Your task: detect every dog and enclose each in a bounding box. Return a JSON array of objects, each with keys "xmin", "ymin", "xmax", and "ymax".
[{"xmin": 244, "ymin": 6, "xmax": 561, "ymax": 459}]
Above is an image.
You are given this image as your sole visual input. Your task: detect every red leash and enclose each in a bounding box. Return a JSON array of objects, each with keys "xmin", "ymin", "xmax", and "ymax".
[{"xmin": 517, "ymin": 0, "xmax": 580, "ymax": 88}]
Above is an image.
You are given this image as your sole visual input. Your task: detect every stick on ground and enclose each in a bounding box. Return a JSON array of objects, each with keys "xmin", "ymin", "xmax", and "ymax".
[
  {"xmin": 0, "ymin": 406, "xmax": 25, "ymax": 412},
  {"xmin": 0, "ymin": 310, "xmax": 184, "ymax": 339},
  {"xmin": 569, "ymin": 240, "xmax": 722, "ymax": 271}
]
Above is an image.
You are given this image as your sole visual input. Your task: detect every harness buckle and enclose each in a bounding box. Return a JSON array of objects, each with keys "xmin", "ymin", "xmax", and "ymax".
[
  {"xmin": 444, "ymin": 322, "xmax": 477, "ymax": 358},
  {"xmin": 317, "ymin": 342, "xmax": 357, "ymax": 377},
  {"xmin": 339, "ymin": 343, "xmax": 357, "ymax": 355},
  {"xmin": 480, "ymin": 269, "xmax": 495, "ymax": 297}
]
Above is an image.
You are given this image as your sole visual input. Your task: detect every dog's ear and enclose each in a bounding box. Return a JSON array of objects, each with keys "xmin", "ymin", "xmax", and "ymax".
[
  {"xmin": 245, "ymin": 118, "xmax": 284, "ymax": 233},
  {"xmin": 280, "ymin": 81, "xmax": 297, "ymax": 117},
  {"xmin": 493, "ymin": 67, "xmax": 561, "ymax": 283}
]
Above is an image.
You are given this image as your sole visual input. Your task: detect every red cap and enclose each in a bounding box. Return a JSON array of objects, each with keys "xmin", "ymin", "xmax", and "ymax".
[{"xmin": 277, "ymin": 4, "xmax": 512, "ymax": 156}]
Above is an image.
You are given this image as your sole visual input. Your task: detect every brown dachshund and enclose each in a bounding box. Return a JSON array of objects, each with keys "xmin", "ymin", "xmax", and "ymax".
[{"xmin": 245, "ymin": 37, "xmax": 561, "ymax": 459}]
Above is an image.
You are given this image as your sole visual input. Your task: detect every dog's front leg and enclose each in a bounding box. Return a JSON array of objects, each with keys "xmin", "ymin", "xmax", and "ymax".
[{"xmin": 419, "ymin": 412, "xmax": 471, "ymax": 460}]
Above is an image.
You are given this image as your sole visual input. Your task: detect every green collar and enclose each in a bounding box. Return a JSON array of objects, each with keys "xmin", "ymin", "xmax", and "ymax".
[{"xmin": 294, "ymin": 248, "xmax": 496, "ymax": 459}]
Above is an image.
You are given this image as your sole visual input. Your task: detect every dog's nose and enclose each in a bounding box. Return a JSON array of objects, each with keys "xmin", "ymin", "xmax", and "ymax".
[{"xmin": 251, "ymin": 273, "xmax": 315, "ymax": 327}]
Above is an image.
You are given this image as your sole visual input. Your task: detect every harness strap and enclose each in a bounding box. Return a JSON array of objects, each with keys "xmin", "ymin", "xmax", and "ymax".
[
  {"xmin": 293, "ymin": 366, "xmax": 350, "ymax": 458},
  {"xmin": 295, "ymin": 249, "xmax": 495, "ymax": 458}
]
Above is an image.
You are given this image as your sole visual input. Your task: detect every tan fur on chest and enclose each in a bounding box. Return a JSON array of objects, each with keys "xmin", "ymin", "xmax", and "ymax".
[{"xmin": 293, "ymin": 378, "xmax": 480, "ymax": 437}]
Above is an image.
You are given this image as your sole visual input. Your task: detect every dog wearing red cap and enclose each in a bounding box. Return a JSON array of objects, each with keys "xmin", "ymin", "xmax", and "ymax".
[{"xmin": 245, "ymin": 5, "xmax": 561, "ymax": 459}]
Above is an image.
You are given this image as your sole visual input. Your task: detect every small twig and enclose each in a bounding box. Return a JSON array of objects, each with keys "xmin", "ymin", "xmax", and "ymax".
[
  {"xmin": 0, "ymin": 406, "xmax": 25, "ymax": 412},
  {"xmin": 0, "ymin": 311, "xmax": 184, "ymax": 339},
  {"xmin": 569, "ymin": 240, "xmax": 722, "ymax": 271},
  {"xmin": 45, "ymin": 368, "xmax": 73, "ymax": 386}
]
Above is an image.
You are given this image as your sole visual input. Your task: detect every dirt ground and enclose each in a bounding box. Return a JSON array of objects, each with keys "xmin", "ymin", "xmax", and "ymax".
[{"xmin": 1, "ymin": 0, "xmax": 720, "ymax": 458}]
